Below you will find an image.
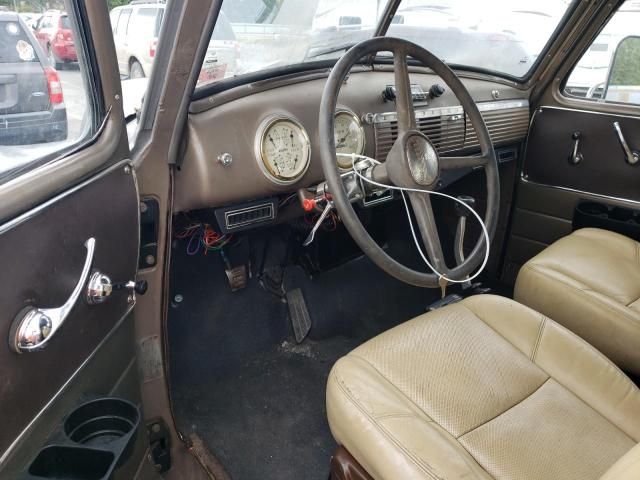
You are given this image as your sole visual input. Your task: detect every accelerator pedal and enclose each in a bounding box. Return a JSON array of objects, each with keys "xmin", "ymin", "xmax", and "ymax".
[{"xmin": 286, "ymin": 288, "xmax": 312, "ymax": 343}]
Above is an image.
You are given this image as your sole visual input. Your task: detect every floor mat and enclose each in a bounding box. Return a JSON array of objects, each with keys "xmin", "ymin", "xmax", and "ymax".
[
  {"xmin": 172, "ymin": 337, "xmax": 357, "ymax": 480},
  {"xmin": 168, "ymin": 231, "xmax": 442, "ymax": 480}
]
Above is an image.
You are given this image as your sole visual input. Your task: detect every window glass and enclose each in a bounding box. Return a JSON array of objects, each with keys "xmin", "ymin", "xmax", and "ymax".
[
  {"xmin": 107, "ymin": 2, "xmax": 169, "ymax": 141},
  {"xmin": 196, "ymin": 0, "xmax": 574, "ymax": 90},
  {"xmin": 0, "ymin": 9, "xmax": 93, "ymax": 183},
  {"xmin": 109, "ymin": 9, "xmax": 121, "ymax": 32},
  {"xmin": 116, "ymin": 8, "xmax": 132, "ymax": 36},
  {"xmin": 565, "ymin": 0, "xmax": 640, "ymax": 103},
  {"xmin": 131, "ymin": 8, "xmax": 158, "ymax": 39}
]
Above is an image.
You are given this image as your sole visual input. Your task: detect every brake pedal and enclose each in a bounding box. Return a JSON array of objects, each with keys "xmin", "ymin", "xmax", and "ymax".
[{"xmin": 286, "ymin": 288, "xmax": 312, "ymax": 343}]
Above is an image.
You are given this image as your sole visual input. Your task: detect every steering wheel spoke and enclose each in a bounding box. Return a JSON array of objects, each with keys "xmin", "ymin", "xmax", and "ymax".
[
  {"xmin": 319, "ymin": 37, "xmax": 499, "ymax": 288},
  {"xmin": 393, "ymin": 49, "xmax": 417, "ymax": 133},
  {"xmin": 406, "ymin": 191, "xmax": 448, "ymax": 275},
  {"xmin": 440, "ymin": 154, "xmax": 489, "ymax": 170}
]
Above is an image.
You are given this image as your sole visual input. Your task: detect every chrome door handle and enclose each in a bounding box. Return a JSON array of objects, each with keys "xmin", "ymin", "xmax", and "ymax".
[
  {"xmin": 613, "ymin": 121, "xmax": 639, "ymax": 166},
  {"xmin": 9, "ymin": 238, "xmax": 95, "ymax": 353}
]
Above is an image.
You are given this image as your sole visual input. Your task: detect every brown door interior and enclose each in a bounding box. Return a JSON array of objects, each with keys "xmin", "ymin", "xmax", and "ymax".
[{"xmin": 0, "ymin": 3, "xmax": 153, "ymax": 479}]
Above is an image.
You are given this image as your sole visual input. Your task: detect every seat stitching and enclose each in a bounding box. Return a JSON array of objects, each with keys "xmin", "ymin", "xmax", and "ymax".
[
  {"xmin": 332, "ymin": 372, "xmax": 444, "ymax": 480},
  {"xmin": 348, "ymin": 353, "xmax": 438, "ymax": 424},
  {"xmin": 531, "ymin": 317, "xmax": 547, "ymax": 362},
  {"xmin": 341, "ymin": 354, "xmax": 496, "ymax": 478},
  {"xmin": 461, "ymin": 298, "xmax": 637, "ymax": 412},
  {"xmin": 457, "ymin": 378, "xmax": 551, "ymax": 439},
  {"xmin": 375, "ymin": 412, "xmax": 421, "ymax": 420},
  {"xmin": 523, "ymin": 264, "xmax": 640, "ymax": 328},
  {"xmin": 457, "ymin": 302, "xmax": 550, "ymax": 370}
]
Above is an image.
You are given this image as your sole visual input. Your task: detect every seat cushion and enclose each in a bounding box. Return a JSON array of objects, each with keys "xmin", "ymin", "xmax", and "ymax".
[
  {"xmin": 514, "ymin": 228, "xmax": 640, "ymax": 375},
  {"xmin": 326, "ymin": 295, "xmax": 640, "ymax": 480}
]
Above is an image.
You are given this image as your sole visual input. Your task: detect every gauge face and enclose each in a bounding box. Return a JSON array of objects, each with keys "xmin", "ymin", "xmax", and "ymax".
[
  {"xmin": 334, "ymin": 110, "xmax": 365, "ymax": 169},
  {"xmin": 257, "ymin": 116, "xmax": 310, "ymax": 184}
]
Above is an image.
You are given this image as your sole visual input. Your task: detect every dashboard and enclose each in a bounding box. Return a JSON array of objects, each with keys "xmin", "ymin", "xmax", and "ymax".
[{"xmin": 174, "ymin": 68, "xmax": 530, "ymax": 213}]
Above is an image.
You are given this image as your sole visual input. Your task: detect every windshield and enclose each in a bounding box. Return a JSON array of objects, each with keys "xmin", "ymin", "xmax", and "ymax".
[{"xmin": 197, "ymin": 0, "xmax": 574, "ymax": 89}]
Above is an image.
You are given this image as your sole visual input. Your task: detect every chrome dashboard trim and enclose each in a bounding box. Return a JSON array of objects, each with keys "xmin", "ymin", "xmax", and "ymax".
[{"xmin": 368, "ymin": 99, "xmax": 529, "ymax": 124}]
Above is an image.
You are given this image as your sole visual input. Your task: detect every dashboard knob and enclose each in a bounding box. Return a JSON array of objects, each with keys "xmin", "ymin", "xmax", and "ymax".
[
  {"xmin": 429, "ymin": 84, "xmax": 445, "ymax": 98},
  {"xmin": 382, "ymin": 85, "xmax": 396, "ymax": 102}
]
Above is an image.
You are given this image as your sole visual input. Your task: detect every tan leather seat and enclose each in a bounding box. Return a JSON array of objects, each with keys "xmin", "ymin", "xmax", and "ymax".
[
  {"xmin": 326, "ymin": 295, "xmax": 640, "ymax": 480},
  {"xmin": 515, "ymin": 228, "xmax": 640, "ymax": 375}
]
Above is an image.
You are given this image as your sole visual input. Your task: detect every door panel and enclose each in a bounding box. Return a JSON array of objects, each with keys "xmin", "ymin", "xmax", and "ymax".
[
  {"xmin": 0, "ymin": 163, "xmax": 137, "ymax": 455},
  {"xmin": 0, "ymin": 1, "xmax": 151, "ymax": 477},
  {"xmin": 524, "ymin": 106, "xmax": 640, "ymax": 201},
  {"xmin": 0, "ymin": 163, "xmax": 147, "ymax": 478},
  {"xmin": 504, "ymin": 181, "xmax": 640, "ymax": 283},
  {"xmin": 503, "ymin": 100, "xmax": 640, "ymax": 283}
]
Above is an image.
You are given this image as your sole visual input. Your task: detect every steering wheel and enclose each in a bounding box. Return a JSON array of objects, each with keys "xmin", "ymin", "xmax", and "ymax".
[{"xmin": 319, "ymin": 37, "xmax": 500, "ymax": 288}]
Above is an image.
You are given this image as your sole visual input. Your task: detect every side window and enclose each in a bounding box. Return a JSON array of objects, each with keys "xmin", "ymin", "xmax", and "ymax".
[
  {"xmin": 130, "ymin": 8, "xmax": 158, "ymax": 39},
  {"xmin": 110, "ymin": 9, "xmax": 121, "ymax": 34},
  {"xmin": 116, "ymin": 8, "xmax": 132, "ymax": 38},
  {"xmin": 564, "ymin": 1, "xmax": 640, "ymax": 104},
  {"xmin": 0, "ymin": 9, "xmax": 94, "ymax": 183}
]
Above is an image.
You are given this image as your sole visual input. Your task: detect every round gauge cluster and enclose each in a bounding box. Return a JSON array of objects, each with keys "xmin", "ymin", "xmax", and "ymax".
[
  {"xmin": 256, "ymin": 115, "xmax": 311, "ymax": 185},
  {"xmin": 255, "ymin": 110, "xmax": 366, "ymax": 184},
  {"xmin": 334, "ymin": 110, "xmax": 365, "ymax": 169}
]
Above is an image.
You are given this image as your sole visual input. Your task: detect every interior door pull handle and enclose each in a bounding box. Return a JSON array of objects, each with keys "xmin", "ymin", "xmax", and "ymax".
[
  {"xmin": 613, "ymin": 121, "xmax": 639, "ymax": 166},
  {"xmin": 9, "ymin": 238, "xmax": 96, "ymax": 353}
]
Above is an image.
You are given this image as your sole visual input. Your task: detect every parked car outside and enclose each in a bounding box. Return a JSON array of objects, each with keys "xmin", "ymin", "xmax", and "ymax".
[
  {"xmin": 110, "ymin": 2, "xmax": 237, "ymax": 82},
  {"xmin": 18, "ymin": 12, "xmax": 41, "ymax": 30},
  {"xmin": 565, "ymin": 2, "xmax": 640, "ymax": 98},
  {"xmin": 0, "ymin": 12, "xmax": 67, "ymax": 145},
  {"xmin": 33, "ymin": 10, "xmax": 77, "ymax": 68}
]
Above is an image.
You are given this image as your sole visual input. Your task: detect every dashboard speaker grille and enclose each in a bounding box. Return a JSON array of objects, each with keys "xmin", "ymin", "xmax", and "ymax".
[{"xmin": 372, "ymin": 100, "xmax": 529, "ymax": 161}]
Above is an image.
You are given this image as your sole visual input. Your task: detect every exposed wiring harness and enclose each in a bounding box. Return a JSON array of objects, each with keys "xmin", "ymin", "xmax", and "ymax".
[
  {"xmin": 337, "ymin": 152, "xmax": 490, "ymax": 284},
  {"xmin": 175, "ymin": 222, "xmax": 233, "ymax": 255}
]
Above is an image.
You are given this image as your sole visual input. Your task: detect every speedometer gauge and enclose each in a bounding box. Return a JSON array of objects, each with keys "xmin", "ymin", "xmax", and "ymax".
[
  {"xmin": 334, "ymin": 109, "xmax": 365, "ymax": 169},
  {"xmin": 256, "ymin": 115, "xmax": 311, "ymax": 185}
]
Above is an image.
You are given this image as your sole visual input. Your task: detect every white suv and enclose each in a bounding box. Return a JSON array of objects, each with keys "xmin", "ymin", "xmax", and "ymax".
[{"xmin": 110, "ymin": 2, "xmax": 237, "ymax": 82}]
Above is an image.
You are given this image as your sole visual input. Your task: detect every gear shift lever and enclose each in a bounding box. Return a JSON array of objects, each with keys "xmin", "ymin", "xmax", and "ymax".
[
  {"xmin": 454, "ymin": 195, "xmax": 475, "ymax": 268},
  {"xmin": 428, "ymin": 195, "xmax": 490, "ymax": 311}
]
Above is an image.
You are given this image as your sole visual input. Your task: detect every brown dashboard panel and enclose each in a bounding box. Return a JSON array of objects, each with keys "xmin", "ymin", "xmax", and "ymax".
[{"xmin": 175, "ymin": 70, "xmax": 529, "ymax": 212}]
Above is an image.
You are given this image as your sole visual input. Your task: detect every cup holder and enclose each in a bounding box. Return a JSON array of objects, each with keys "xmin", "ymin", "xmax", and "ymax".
[
  {"xmin": 24, "ymin": 398, "xmax": 141, "ymax": 480},
  {"xmin": 64, "ymin": 398, "xmax": 139, "ymax": 448},
  {"xmin": 576, "ymin": 202, "xmax": 609, "ymax": 217},
  {"xmin": 574, "ymin": 201, "xmax": 640, "ymax": 241},
  {"xmin": 28, "ymin": 446, "xmax": 114, "ymax": 480},
  {"xmin": 609, "ymin": 207, "xmax": 634, "ymax": 222}
]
